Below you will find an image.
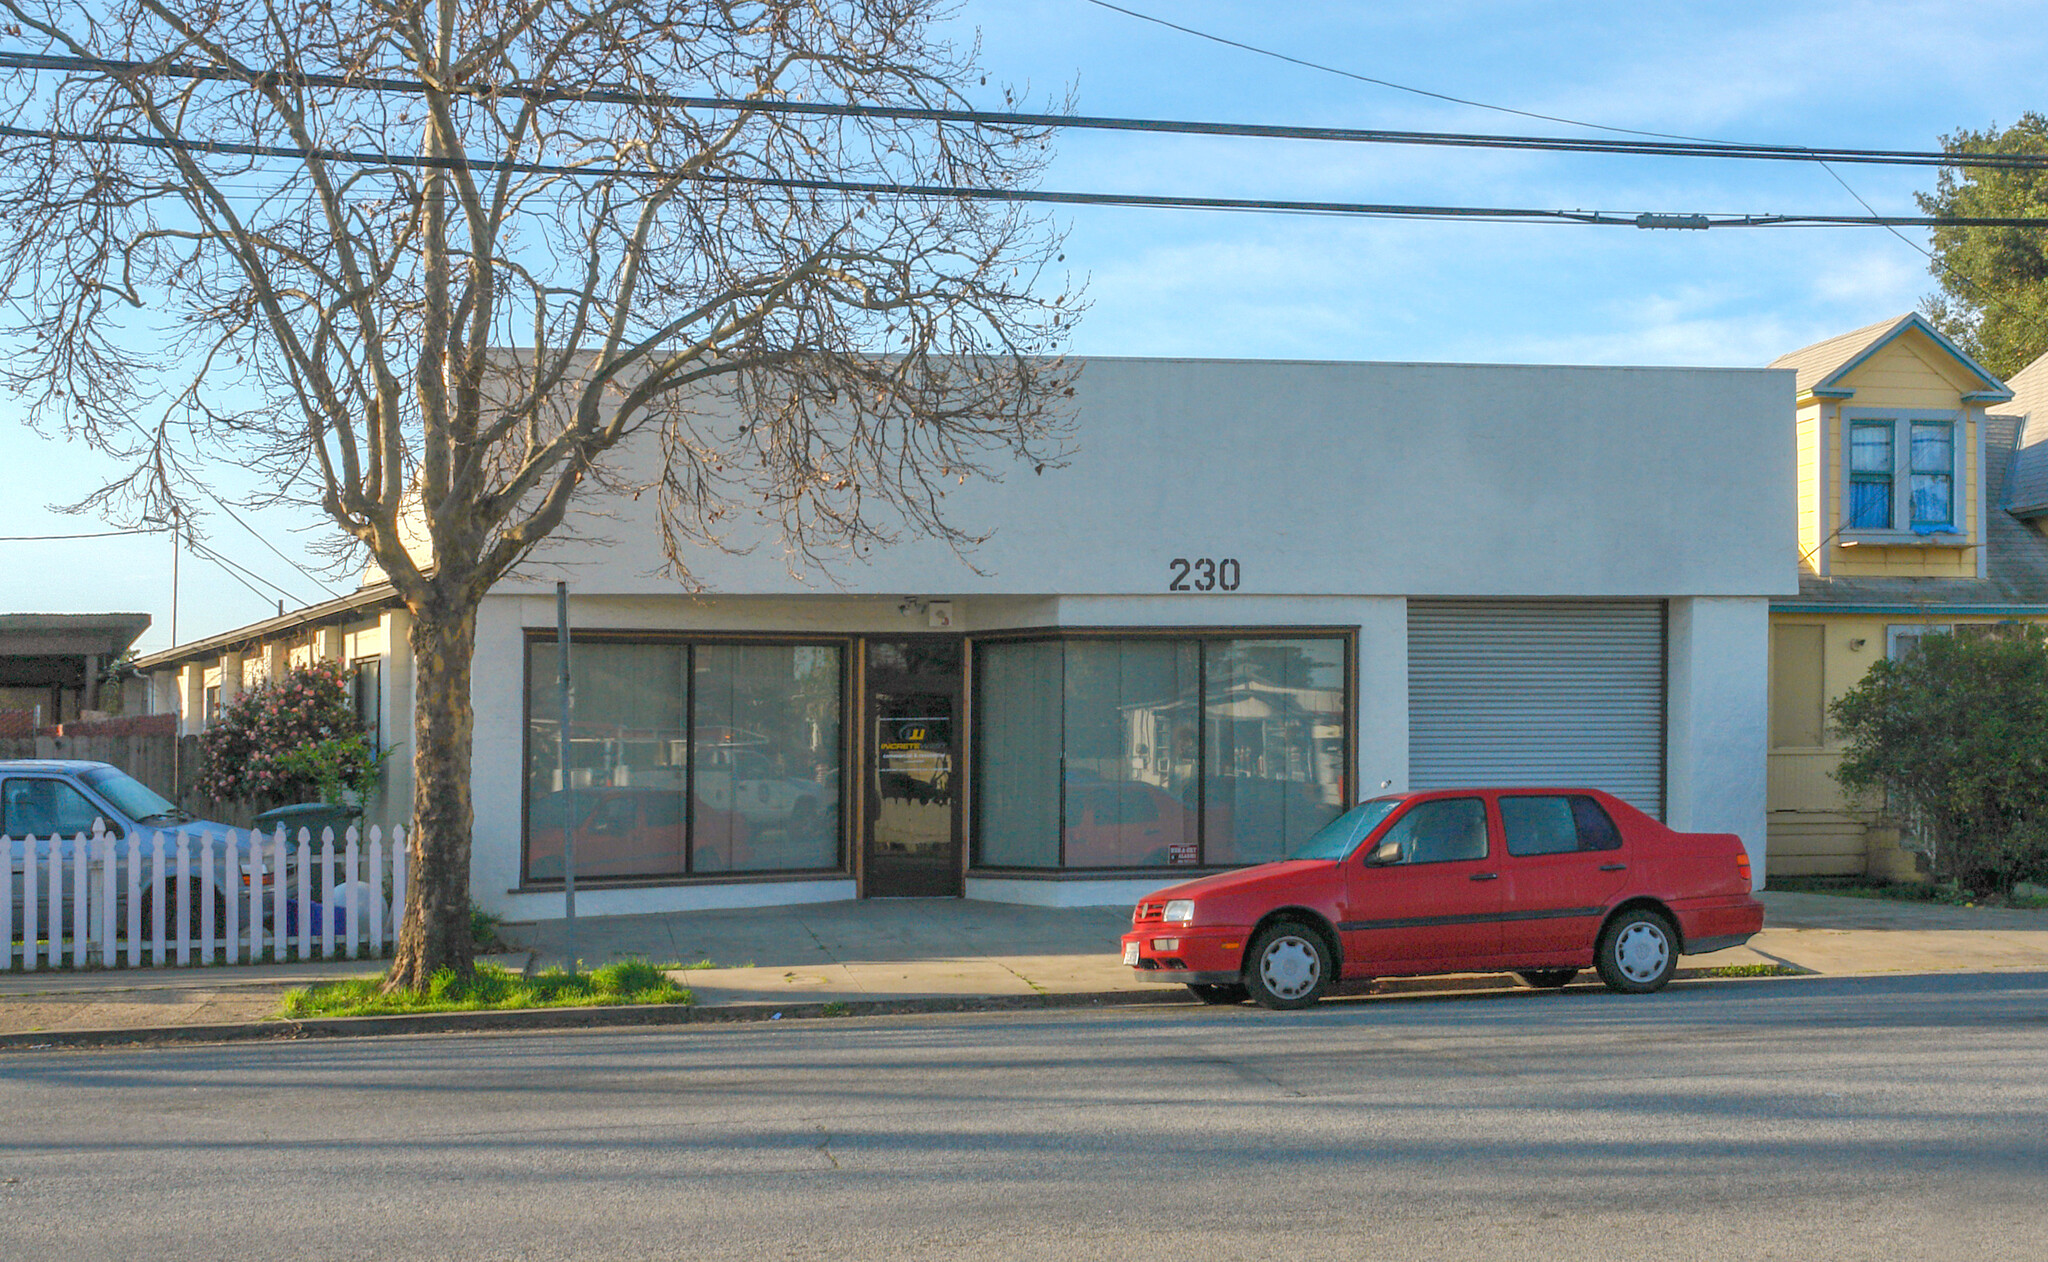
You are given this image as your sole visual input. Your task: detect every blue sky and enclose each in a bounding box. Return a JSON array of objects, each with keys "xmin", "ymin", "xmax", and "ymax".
[{"xmin": 4, "ymin": 0, "xmax": 2043, "ymax": 652}]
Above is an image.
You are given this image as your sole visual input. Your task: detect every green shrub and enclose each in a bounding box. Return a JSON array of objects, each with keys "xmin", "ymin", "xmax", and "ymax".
[
  {"xmin": 1832, "ymin": 626, "xmax": 2048, "ymax": 897},
  {"xmin": 469, "ymin": 901, "xmax": 502, "ymax": 951},
  {"xmin": 196, "ymin": 661, "xmax": 380, "ymax": 806}
]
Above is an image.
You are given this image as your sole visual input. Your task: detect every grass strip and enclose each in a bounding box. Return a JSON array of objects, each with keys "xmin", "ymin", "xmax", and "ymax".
[
  {"xmin": 279, "ymin": 960, "xmax": 692, "ymax": 1018},
  {"xmin": 1693, "ymin": 962, "xmax": 1804, "ymax": 978}
]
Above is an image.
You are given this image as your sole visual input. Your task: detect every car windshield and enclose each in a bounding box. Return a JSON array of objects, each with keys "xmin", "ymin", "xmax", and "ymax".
[
  {"xmin": 78, "ymin": 766, "xmax": 187, "ymax": 822},
  {"xmin": 1287, "ymin": 797, "xmax": 1402, "ymax": 861}
]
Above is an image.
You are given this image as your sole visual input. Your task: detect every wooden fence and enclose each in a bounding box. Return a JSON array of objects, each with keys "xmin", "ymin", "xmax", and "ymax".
[{"xmin": 5, "ymin": 824, "xmax": 406, "ymax": 971}]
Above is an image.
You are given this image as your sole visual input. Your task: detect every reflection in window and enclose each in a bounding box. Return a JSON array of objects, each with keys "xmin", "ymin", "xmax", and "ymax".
[
  {"xmin": 1500, "ymin": 796, "xmax": 1578, "ymax": 856},
  {"xmin": 1501, "ymin": 794, "xmax": 1623, "ymax": 856},
  {"xmin": 692, "ymin": 645, "xmax": 840, "ymax": 872},
  {"xmin": 974, "ymin": 635, "xmax": 1348, "ymax": 869},
  {"xmin": 1910, "ymin": 421, "xmax": 1954, "ymax": 526},
  {"xmin": 1849, "ymin": 421, "xmax": 1894, "ymax": 529},
  {"xmin": 1203, "ymin": 639, "xmax": 1346, "ymax": 865},
  {"xmin": 1378, "ymin": 798, "xmax": 1488, "ymax": 864},
  {"xmin": 523, "ymin": 640, "xmax": 839, "ymax": 880},
  {"xmin": 1062, "ymin": 640, "xmax": 1201, "ymax": 867},
  {"xmin": 526, "ymin": 643, "xmax": 686, "ymax": 879},
  {"xmin": 1, "ymin": 778, "xmax": 108, "ymax": 839},
  {"xmin": 351, "ymin": 658, "xmax": 383, "ymax": 754}
]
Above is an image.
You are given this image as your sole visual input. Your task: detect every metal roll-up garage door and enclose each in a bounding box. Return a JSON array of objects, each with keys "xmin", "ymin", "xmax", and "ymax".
[{"xmin": 1408, "ymin": 600, "xmax": 1665, "ymax": 818}]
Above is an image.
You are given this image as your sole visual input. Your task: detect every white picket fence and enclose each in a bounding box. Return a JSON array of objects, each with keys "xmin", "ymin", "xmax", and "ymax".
[{"xmin": 4, "ymin": 825, "xmax": 408, "ymax": 971}]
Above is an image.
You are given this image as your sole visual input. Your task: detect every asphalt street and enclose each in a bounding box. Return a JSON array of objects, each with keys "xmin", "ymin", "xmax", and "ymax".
[{"xmin": 4, "ymin": 974, "xmax": 2045, "ymax": 1261}]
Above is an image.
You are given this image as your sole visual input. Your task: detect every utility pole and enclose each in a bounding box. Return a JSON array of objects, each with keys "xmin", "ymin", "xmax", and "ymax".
[
  {"xmin": 169, "ymin": 510, "xmax": 182, "ymax": 801},
  {"xmin": 556, "ymin": 581, "xmax": 576, "ymax": 970},
  {"xmin": 168, "ymin": 508, "xmax": 180, "ymax": 647}
]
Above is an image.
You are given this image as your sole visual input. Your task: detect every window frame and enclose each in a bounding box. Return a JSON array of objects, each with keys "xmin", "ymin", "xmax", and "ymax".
[
  {"xmin": 1369, "ymin": 794, "xmax": 1491, "ymax": 866},
  {"xmin": 350, "ymin": 656, "xmax": 382, "ymax": 755},
  {"xmin": 0, "ymin": 775, "xmax": 118, "ymax": 841},
  {"xmin": 1496, "ymin": 792, "xmax": 1623, "ymax": 857},
  {"xmin": 517, "ymin": 630, "xmax": 855, "ymax": 889},
  {"xmin": 967, "ymin": 625, "xmax": 1358, "ymax": 875},
  {"xmin": 1840, "ymin": 408, "xmax": 1964, "ymax": 540},
  {"xmin": 1886, "ymin": 623, "xmax": 1954, "ymax": 662}
]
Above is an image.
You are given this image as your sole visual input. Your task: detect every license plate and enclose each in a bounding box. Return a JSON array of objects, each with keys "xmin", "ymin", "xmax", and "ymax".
[{"xmin": 1123, "ymin": 941, "xmax": 1140, "ymax": 966}]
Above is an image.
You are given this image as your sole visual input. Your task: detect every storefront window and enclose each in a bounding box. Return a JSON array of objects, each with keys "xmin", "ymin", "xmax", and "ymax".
[
  {"xmin": 974, "ymin": 634, "xmax": 1348, "ymax": 870},
  {"xmin": 1203, "ymin": 639, "xmax": 1347, "ymax": 864},
  {"xmin": 524, "ymin": 639, "xmax": 840, "ymax": 881},
  {"xmin": 692, "ymin": 644, "xmax": 841, "ymax": 872},
  {"xmin": 974, "ymin": 640, "xmax": 1062, "ymax": 867},
  {"xmin": 1061, "ymin": 640, "xmax": 1201, "ymax": 867}
]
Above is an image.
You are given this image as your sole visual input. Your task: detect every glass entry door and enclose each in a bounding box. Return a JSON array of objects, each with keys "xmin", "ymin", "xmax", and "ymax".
[{"xmin": 864, "ymin": 639, "xmax": 962, "ymax": 897}]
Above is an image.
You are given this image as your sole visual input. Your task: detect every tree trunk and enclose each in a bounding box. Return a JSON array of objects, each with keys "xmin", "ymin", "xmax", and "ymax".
[{"xmin": 384, "ymin": 595, "xmax": 480, "ymax": 991}]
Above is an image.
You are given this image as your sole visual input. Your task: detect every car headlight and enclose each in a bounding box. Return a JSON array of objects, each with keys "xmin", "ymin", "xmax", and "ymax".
[{"xmin": 1163, "ymin": 899, "xmax": 1195, "ymax": 924}]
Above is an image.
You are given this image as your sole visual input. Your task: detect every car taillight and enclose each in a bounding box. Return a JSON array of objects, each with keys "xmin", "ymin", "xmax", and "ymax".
[{"xmin": 1736, "ymin": 850, "xmax": 1752, "ymax": 883}]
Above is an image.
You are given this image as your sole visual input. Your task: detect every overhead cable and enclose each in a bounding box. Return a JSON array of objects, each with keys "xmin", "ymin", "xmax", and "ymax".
[
  {"xmin": 2, "ymin": 49, "xmax": 2046, "ymax": 171},
  {"xmin": 3, "ymin": 121, "xmax": 2047, "ymax": 228}
]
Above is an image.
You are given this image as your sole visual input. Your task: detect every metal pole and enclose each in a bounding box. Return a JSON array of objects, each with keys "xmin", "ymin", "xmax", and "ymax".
[
  {"xmin": 556, "ymin": 581, "xmax": 576, "ymax": 970},
  {"xmin": 169, "ymin": 512, "xmax": 181, "ymax": 798},
  {"xmin": 169, "ymin": 510, "xmax": 180, "ymax": 647}
]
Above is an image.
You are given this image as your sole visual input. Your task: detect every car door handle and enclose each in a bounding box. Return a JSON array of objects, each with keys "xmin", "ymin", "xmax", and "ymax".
[
  {"xmin": 1469, "ymin": 872, "xmax": 1498, "ymax": 881},
  {"xmin": 1599, "ymin": 863, "xmax": 1628, "ymax": 872}
]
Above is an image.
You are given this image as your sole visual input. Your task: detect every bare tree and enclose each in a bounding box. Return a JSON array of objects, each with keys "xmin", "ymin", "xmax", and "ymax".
[{"xmin": 0, "ymin": 0, "xmax": 1076, "ymax": 989}]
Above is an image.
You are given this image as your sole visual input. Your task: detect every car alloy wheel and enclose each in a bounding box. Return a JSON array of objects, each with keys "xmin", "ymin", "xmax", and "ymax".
[
  {"xmin": 1595, "ymin": 908, "xmax": 1678, "ymax": 994},
  {"xmin": 1246, "ymin": 921, "xmax": 1331, "ymax": 1010}
]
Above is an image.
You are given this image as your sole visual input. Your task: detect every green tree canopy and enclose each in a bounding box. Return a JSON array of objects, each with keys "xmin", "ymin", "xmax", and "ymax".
[
  {"xmin": 1916, "ymin": 113, "xmax": 2048, "ymax": 380},
  {"xmin": 1832, "ymin": 626, "xmax": 2048, "ymax": 896}
]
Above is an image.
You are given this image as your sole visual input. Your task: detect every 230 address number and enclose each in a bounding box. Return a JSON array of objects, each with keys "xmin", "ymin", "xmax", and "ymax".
[{"xmin": 1167, "ymin": 557, "xmax": 1241, "ymax": 592}]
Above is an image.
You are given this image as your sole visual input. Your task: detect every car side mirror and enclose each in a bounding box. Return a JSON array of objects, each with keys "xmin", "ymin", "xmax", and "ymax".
[{"xmin": 1364, "ymin": 839, "xmax": 1402, "ymax": 867}]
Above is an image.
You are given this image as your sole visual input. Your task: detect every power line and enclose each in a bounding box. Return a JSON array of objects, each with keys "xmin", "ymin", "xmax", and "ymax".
[
  {"xmin": 2, "ymin": 120, "xmax": 2046, "ymax": 228},
  {"xmin": 1082, "ymin": 5, "xmax": 1958, "ymax": 250},
  {"xmin": 0, "ymin": 526, "xmax": 164, "ymax": 541},
  {"xmin": 1081, "ymin": 0, "xmax": 1733, "ymax": 144},
  {"xmin": 4, "ymin": 49, "xmax": 2048, "ymax": 171},
  {"xmin": 0, "ymin": 515, "xmax": 325, "ymax": 607},
  {"xmin": 182, "ymin": 533, "xmax": 310, "ymax": 605},
  {"xmin": 208, "ymin": 498, "xmax": 347, "ymax": 600},
  {"xmin": 1080, "ymin": 4, "xmax": 2024, "ymax": 333}
]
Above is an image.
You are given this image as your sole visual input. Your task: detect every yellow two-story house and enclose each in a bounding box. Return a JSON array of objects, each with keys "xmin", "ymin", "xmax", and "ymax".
[{"xmin": 1765, "ymin": 313, "xmax": 2046, "ymax": 879}]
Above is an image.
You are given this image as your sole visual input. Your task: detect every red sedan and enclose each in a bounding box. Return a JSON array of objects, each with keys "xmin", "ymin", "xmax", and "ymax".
[{"xmin": 1119, "ymin": 788, "xmax": 1763, "ymax": 1009}]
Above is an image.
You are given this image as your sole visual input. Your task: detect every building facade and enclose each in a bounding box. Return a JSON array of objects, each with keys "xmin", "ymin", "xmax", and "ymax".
[
  {"xmin": 1765, "ymin": 315, "xmax": 2048, "ymax": 878},
  {"xmin": 138, "ymin": 356, "xmax": 1793, "ymax": 917}
]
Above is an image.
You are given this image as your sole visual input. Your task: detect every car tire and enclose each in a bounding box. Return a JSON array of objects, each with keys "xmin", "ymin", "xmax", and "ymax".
[
  {"xmin": 1594, "ymin": 908, "xmax": 1678, "ymax": 994},
  {"xmin": 1186, "ymin": 982, "xmax": 1250, "ymax": 1005},
  {"xmin": 138, "ymin": 877, "xmax": 227, "ymax": 943},
  {"xmin": 1516, "ymin": 969, "xmax": 1579, "ymax": 989},
  {"xmin": 1244, "ymin": 921, "xmax": 1332, "ymax": 1010}
]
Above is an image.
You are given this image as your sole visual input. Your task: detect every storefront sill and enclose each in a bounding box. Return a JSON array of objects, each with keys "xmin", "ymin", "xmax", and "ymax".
[{"xmin": 511, "ymin": 870, "xmax": 850, "ymax": 894}]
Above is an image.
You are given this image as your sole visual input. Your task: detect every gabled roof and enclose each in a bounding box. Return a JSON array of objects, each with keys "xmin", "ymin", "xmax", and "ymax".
[
  {"xmin": 1769, "ymin": 312, "xmax": 2013, "ymax": 403},
  {"xmin": 1784, "ymin": 412, "xmax": 2048, "ymax": 609},
  {"xmin": 2002, "ymin": 350, "xmax": 2048, "ymax": 516}
]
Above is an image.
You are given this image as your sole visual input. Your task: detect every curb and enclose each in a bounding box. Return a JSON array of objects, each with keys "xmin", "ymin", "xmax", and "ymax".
[
  {"xmin": 0, "ymin": 965, "xmax": 1810, "ymax": 1053},
  {"xmin": 0, "ymin": 986, "xmax": 1193, "ymax": 1052}
]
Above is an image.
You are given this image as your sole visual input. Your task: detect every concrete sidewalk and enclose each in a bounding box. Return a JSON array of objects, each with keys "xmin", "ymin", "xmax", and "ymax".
[
  {"xmin": 1, "ymin": 891, "xmax": 2044, "ymax": 1038},
  {"xmin": 508, "ymin": 890, "xmax": 2048, "ymax": 1008}
]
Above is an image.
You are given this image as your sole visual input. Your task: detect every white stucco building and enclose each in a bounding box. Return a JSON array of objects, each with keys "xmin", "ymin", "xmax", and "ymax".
[{"xmin": 138, "ymin": 356, "xmax": 1794, "ymax": 918}]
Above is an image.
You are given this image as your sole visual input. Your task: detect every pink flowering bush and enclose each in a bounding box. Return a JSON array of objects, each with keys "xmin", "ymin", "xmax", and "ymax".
[{"xmin": 195, "ymin": 661, "xmax": 379, "ymax": 806}]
